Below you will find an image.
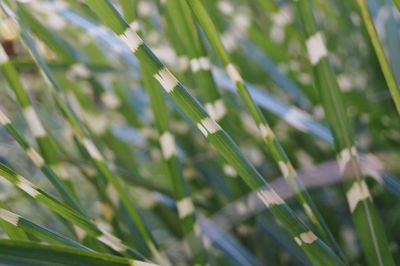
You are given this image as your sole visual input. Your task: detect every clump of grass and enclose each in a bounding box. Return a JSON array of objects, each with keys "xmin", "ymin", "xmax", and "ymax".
[{"xmin": 0, "ymin": 0, "xmax": 399, "ymax": 265}]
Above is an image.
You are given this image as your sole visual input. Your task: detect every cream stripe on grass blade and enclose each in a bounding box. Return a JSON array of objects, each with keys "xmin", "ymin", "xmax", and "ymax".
[
  {"xmin": 196, "ymin": 117, "xmax": 222, "ymax": 137},
  {"xmin": 25, "ymin": 148, "xmax": 44, "ymax": 168},
  {"xmin": 205, "ymin": 99, "xmax": 227, "ymax": 121},
  {"xmin": 84, "ymin": 1, "xmax": 344, "ymax": 264},
  {"xmin": 22, "ymin": 107, "xmax": 46, "ymax": 137},
  {"xmin": 0, "ymin": 110, "xmax": 10, "ymax": 125},
  {"xmin": 337, "ymin": 146, "xmax": 357, "ymax": 173},
  {"xmin": 296, "ymin": 0, "xmax": 394, "ymax": 265},
  {"xmin": 159, "ymin": 131, "xmax": 177, "ymax": 159},
  {"xmin": 154, "ymin": 67, "xmax": 179, "ymax": 93},
  {"xmin": 306, "ymin": 32, "xmax": 328, "ymax": 65},
  {"xmin": 0, "ymin": 208, "xmax": 19, "ymax": 226},
  {"xmin": 256, "ymin": 188, "xmax": 284, "ymax": 207},
  {"xmin": 190, "ymin": 57, "xmax": 211, "ymax": 72},
  {"xmin": 294, "ymin": 231, "xmax": 318, "ymax": 246},
  {"xmin": 120, "ymin": 23, "xmax": 143, "ymax": 53},
  {"xmin": 225, "ymin": 64, "xmax": 243, "ymax": 84},
  {"xmin": 346, "ymin": 180, "xmax": 371, "ymax": 213},
  {"xmin": 176, "ymin": 197, "xmax": 195, "ymax": 219},
  {"xmin": 0, "ymin": 43, "xmax": 9, "ymax": 64},
  {"xmin": 185, "ymin": 0, "xmax": 342, "ymax": 257}
]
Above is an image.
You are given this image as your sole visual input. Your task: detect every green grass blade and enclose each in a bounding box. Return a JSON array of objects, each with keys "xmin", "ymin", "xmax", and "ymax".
[
  {"xmin": 295, "ymin": 0, "xmax": 394, "ymax": 265},
  {"xmin": 0, "ymin": 206, "xmax": 90, "ymax": 250},
  {"xmin": 0, "ymin": 239, "xmax": 157, "ymax": 266},
  {"xmin": 356, "ymin": 0, "xmax": 400, "ymax": 114}
]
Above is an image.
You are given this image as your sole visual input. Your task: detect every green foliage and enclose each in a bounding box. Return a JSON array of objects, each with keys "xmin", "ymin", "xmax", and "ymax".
[{"xmin": 0, "ymin": 0, "xmax": 399, "ymax": 265}]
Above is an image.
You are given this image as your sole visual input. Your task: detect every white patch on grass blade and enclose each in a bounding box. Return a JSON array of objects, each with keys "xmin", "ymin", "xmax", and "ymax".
[
  {"xmin": 205, "ymin": 99, "xmax": 227, "ymax": 121},
  {"xmin": 302, "ymin": 203, "xmax": 316, "ymax": 223},
  {"xmin": 223, "ymin": 164, "xmax": 237, "ymax": 177},
  {"xmin": 193, "ymin": 222, "xmax": 201, "ymax": 237},
  {"xmin": 200, "ymin": 117, "xmax": 221, "ymax": 135},
  {"xmin": 0, "ymin": 208, "xmax": 19, "ymax": 225},
  {"xmin": 101, "ymin": 91, "xmax": 121, "ymax": 109},
  {"xmin": 17, "ymin": 176, "xmax": 40, "ymax": 198},
  {"xmin": 176, "ymin": 197, "xmax": 194, "ymax": 218},
  {"xmin": 84, "ymin": 113, "xmax": 108, "ymax": 136},
  {"xmin": 146, "ymin": 242, "xmax": 169, "ymax": 265},
  {"xmin": 26, "ymin": 147, "xmax": 44, "ymax": 167},
  {"xmin": 294, "ymin": 231, "xmax": 318, "ymax": 246},
  {"xmin": 51, "ymin": 163, "xmax": 69, "ymax": 180},
  {"xmin": 236, "ymin": 202, "xmax": 247, "ymax": 215},
  {"xmin": 0, "ymin": 110, "xmax": 10, "ymax": 125},
  {"xmin": 337, "ymin": 146, "xmax": 357, "ymax": 173},
  {"xmin": 82, "ymin": 138, "xmax": 103, "ymax": 161},
  {"xmin": 218, "ymin": 1, "xmax": 234, "ymax": 16},
  {"xmin": 196, "ymin": 123, "xmax": 208, "ymax": 136},
  {"xmin": 0, "ymin": 46, "xmax": 9, "ymax": 64},
  {"xmin": 190, "ymin": 57, "xmax": 211, "ymax": 72},
  {"xmin": 271, "ymin": 6, "xmax": 292, "ymax": 27},
  {"xmin": 45, "ymin": 13, "xmax": 66, "ymax": 30},
  {"xmin": 106, "ymin": 183, "xmax": 119, "ymax": 205},
  {"xmin": 154, "ymin": 68, "xmax": 178, "ymax": 93},
  {"xmin": 98, "ymin": 231, "xmax": 127, "ymax": 252},
  {"xmin": 23, "ymin": 106, "xmax": 46, "ymax": 137},
  {"xmin": 346, "ymin": 180, "xmax": 371, "ymax": 212},
  {"xmin": 159, "ymin": 131, "xmax": 177, "ymax": 159},
  {"xmin": 66, "ymin": 63, "xmax": 91, "ymax": 80},
  {"xmin": 177, "ymin": 55, "xmax": 189, "ymax": 72},
  {"xmin": 306, "ymin": 32, "xmax": 328, "ymax": 65},
  {"xmin": 129, "ymin": 20, "xmax": 140, "ymax": 32},
  {"xmin": 120, "ymin": 27, "xmax": 143, "ymax": 53},
  {"xmin": 129, "ymin": 260, "xmax": 159, "ymax": 266},
  {"xmin": 259, "ymin": 123, "xmax": 273, "ymax": 139},
  {"xmin": 257, "ymin": 189, "xmax": 284, "ymax": 207},
  {"xmin": 74, "ymin": 225, "xmax": 87, "ymax": 239},
  {"xmin": 202, "ymin": 235, "xmax": 212, "ymax": 249},
  {"xmin": 299, "ymin": 231, "xmax": 318, "ymax": 244},
  {"xmin": 278, "ymin": 161, "xmax": 292, "ymax": 177},
  {"xmin": 225, "ymin": 64, "xmax": 243, "ymax": 83}
]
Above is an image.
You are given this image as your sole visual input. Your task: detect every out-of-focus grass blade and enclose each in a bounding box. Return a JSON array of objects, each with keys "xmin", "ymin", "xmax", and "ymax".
[{"xmin": 356, "ymin": 0, "xmax": 400, "ymax": 114}]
